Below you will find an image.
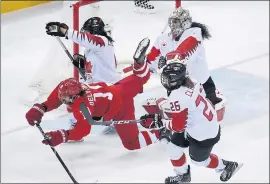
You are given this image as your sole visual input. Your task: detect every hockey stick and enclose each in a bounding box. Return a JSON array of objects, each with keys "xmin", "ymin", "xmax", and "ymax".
[
  {"xmin": 35, "ymin": 123, "xmax": 79, "ymax": 184},
  {"xmin": 161, "ymin": 22, "xmax": 168, "ymax": 34},
  {"xmin": 55, "ymin": 37, "xmax": 87, "ymax": 81},
  {"xmin": 79, "ymin": 102, "xmax": 145, "ymax": 126}
]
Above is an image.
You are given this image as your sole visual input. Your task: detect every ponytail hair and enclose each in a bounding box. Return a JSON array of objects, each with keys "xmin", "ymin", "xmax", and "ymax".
[
  {"xmin": 101, "ymin": 31, "xmax": 114, "ymax": 44},
  {"xmin": 191, "ymin": 22, "xmax": 211, "ymax": 40}
]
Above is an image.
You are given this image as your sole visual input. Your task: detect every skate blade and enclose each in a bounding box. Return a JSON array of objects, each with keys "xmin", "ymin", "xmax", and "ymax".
[
  {"xmin": 231, "ymin": 163, "xmax": 244, "ymax": 178},
  {"xmin": 134, "ymin": 38, "xmax": 150, "ymax": 59},
  {"xmin": 221, "ymin": 163, "xmax": 244, "ymax": 182}
]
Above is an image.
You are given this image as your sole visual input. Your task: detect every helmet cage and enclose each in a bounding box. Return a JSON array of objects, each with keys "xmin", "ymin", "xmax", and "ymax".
[
  {"xmin": 168, "ymin": 8, "xmax": 192, "ymax": 37},
  {"xmin": 59, "ymin": 94, "xmax": 80, "ymax": 105},
  {"xmin": 161, "ymin": 63, "xmax": 187, "ymax": 91}
]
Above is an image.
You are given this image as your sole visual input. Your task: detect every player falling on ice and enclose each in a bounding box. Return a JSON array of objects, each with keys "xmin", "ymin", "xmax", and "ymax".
[
  {"xmin": 141, "ymin": 60, "xmax": 243, "ymax": 183},
  {"xmin": 25, "ymin": 38, "xmax": 170, "ymax": 150},
  {"xmin": 45, "ymin": 17, "xmax": 122, "ymax": 138},
  {"xmin": 142, "ymin": 7, "xmax": 225, "ymax": 114}
]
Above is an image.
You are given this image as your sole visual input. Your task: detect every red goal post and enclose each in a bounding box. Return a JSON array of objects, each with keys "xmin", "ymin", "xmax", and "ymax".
[{"xmin": 72, "ymin": 0, "xmax": 181, "ymax": 80}]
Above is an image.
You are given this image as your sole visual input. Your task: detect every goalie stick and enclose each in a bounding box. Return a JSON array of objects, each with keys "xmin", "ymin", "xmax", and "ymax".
[
  {"xmin": 35, "ymin": 122, "xmax": 79, "ymax": 184},
  {"xmin": 55, "ymin": 37, "xmax": 87, "ymax": 81}
]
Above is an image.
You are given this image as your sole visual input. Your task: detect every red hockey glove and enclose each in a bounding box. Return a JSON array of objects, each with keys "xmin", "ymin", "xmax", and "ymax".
[
  {"xmin": 140, "ymin": 114, "xmax": 163, "ymax": 129},
  {"xmin": 42, "ymin": 129, "xmax": 69, "ymax": 147},
  {"xmin": 25, "ymin": 103, "xmax": 47, "ymax": 126}
]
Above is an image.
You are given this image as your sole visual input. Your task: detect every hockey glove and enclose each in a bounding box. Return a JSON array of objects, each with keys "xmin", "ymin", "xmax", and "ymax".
[
  {"xmin": 42, "ymin": 129, "xmax": 69, "ymax": 147},
  {"xmin": 140, "ymin": 113, "xmax": 163, "ymax": 129},
  {"xmin": 73, "ymin": 54, "xmax": 86, "ymax": 69},
  {"xmin": 45, "ymin": 22, "xmax": 69, "ymax": 37},
  {"xmin": 25, "ymin": 103, "xmax": 47, "ymax": 126}
]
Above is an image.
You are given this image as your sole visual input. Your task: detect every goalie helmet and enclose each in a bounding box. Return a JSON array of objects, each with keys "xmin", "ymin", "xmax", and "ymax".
[
  {"xmin": 81, "ymin": 17, "xmax": 105, "ymax": 35},
  {"xmin": 161, "ymin": 62, "xmax": 187, "ymax": 91},
  {"xmin": 58, "ymin": 78, "xmax": 82, "ymax": 104},
  {"xmin": 168, "ymin": 7, "xmax": 192, "ymax": 38}
]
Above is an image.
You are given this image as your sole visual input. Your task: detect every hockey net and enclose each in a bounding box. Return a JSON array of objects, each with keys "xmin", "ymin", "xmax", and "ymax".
[{"xmin": 22, "ymin": 0, "xmax": 181, "ymax": 116}]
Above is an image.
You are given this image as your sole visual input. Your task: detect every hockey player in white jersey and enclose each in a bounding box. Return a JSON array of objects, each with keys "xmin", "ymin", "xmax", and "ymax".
[
  {"xmin": 141, "ymin": 61, "xmax": 243, "ymax": 183},
  {"xmin": 45, "ymin": 17, "xmax": 122, "ymax": 140},
  {"xmin": 145, "ymin": 7, "xmax": 223, "ymax": 107},
  {"xmin": 46, "ymin": 17, "xmax": 121, "ymax": 84}
]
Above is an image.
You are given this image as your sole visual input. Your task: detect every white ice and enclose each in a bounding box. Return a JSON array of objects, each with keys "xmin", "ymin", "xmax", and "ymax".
[{"xmin": 1, "ymin": 1, "xmax": 269, "ymax": 183}]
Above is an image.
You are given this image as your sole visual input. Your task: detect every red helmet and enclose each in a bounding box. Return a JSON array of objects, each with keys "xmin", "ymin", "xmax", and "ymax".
[{"xmin": 58, "ymin": 78, "xmax": 82, "ymax": 104}]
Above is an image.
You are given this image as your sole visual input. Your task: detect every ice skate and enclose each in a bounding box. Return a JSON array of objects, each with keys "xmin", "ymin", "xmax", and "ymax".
[
  {"xmin": 165, "ymin": 165, "xmax": 191, "ymax": 183},
  {"xmin": 133, "ymin": 37, "xmax": 150, "ymax": 64},
  {"xmin": 220, "ymin": 160, "xmax": 243, "ymax": 182}
]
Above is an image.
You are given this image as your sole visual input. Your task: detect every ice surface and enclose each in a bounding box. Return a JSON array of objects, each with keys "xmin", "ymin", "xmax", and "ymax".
[{"xmin": 1, "ymin": 1, "xmax": 269, "ymax": 183}]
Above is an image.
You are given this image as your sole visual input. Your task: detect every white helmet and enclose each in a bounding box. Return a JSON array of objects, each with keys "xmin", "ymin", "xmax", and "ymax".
[{"xmin": 168, "ymin": 7, "xmax": 192, "ymax": 38}]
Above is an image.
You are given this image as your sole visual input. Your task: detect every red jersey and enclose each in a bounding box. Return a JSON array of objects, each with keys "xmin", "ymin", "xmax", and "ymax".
[{"xmin": 43, "ymin": 82, "xmax": 123, "ymax": 140}]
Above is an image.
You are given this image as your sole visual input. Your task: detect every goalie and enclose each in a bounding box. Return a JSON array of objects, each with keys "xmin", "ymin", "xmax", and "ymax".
[
  {"xmin": 144, "ymin": 7, "xmax": 226, "ymax": 114},
  {"xmin": 25, "ymin": 38, "xmax": 170, "ymax": 150}
]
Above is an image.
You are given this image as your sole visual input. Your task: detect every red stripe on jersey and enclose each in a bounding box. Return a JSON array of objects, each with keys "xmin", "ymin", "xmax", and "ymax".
[
  {"xmin": 147, "ymin": 46, "xmax": 161, "ymax": 62},
  {"xmin": 168, "ymin": 36, "xmax": 201, "ymax": 61},
  {"xmin": 150, "ymin": 129, "xmax": 160, "ymax": 139},
  {"xmin": 81, "ymin": 32, "xmax": 105, "ymax": 47},
  {"xmin": 141, "ymin": 131, "xmax": 152, "ymax": 145},
  {"xmin": 166, "ymin": 108, "xmax": 188, "ymax": 132},
  {"xmin": 207, "ymin": 154, "xmax": 219, "ymax": 168},
  {"xmin": 171, "ymin": 153, "xmax": 187, "ymax": 167},
  {"xmin": 133, "ymin": 62, "xmax": 147, "ymax": 75}
]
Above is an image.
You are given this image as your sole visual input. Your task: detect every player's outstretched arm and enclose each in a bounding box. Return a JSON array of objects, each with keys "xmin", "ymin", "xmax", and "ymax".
[
  {"xmin": 25, "ymin": 82, "xmax": 63, "ymax": 127},
  {"xmin": 45, "ymin": 22, "xmax": 106, "ymax": 50}
]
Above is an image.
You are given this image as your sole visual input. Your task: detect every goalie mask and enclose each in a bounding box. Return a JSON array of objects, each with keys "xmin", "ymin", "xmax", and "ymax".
[
  {"xmin": 58, "ymin": 78, "xmax": 82, "ymax": 104},
  {"xmin": 168, "ymin": 7, "xmax": 192, "ymax": 38},
  {"xmin": 81, "ymin": 17, "xmax": 105, "ymax": 35},
  {"xmin": 161, "ymin": 62, "xmax": 187, "ymax": 91}
]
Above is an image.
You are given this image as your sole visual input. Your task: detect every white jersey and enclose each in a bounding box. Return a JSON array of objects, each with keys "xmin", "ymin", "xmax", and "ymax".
[
  {"xmin": 158, "ymin": 82, "xmax": 220, "ymax": 141},
  {"xmin": 147, "ymin": 27, "xmax": 210, "ymax": 84},
  {"xmin": 66, "ymin": 29, "xmax": 121, "ymax": 84}
]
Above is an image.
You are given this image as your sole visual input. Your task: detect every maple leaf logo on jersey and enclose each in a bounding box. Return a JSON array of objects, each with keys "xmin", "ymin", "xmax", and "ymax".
[
  {"xmin": 81, "ymin": 32, "xmax": 105, "ymax": 47},
  {"xmin": 161, "ymin": 42, "xmax": 167, "ymax": 47}
]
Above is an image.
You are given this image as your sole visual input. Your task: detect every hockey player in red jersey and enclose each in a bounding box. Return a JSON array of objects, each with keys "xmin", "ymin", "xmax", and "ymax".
[
  {"xmin": 141, "ymin": 61, "xmax": 242, "ymax": 183},
  {"xmin": 25, "ymin": 38, "xmax": 168, "ymax": 150},
  {"xmin": 145, "ymin": 7, "xmax": 225, "ymax": 110}
]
